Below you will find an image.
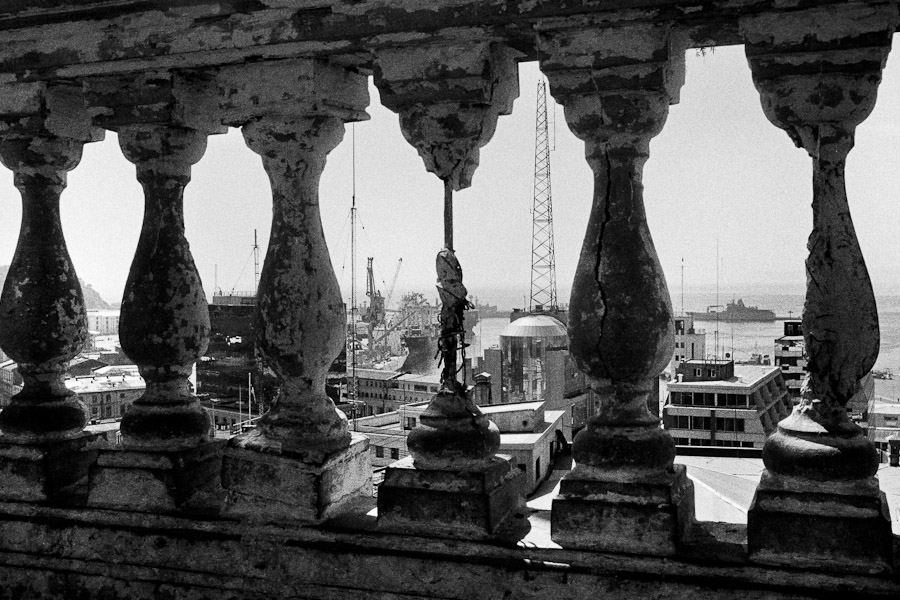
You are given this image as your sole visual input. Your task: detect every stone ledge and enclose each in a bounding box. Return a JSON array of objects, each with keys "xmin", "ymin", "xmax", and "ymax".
[
  {"xmin": 0, "ymin": 0, "xmax": 886, "ymax": 79},
  {"xmin": 0, "ymin": 500, "xmax": 897, "ymax": 599}
]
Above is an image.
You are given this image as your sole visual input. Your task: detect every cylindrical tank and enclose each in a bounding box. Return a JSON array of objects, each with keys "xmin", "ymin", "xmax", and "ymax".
[{"xmin": 499, "ymin": 315, "xmax": 567, "ymax": 404}]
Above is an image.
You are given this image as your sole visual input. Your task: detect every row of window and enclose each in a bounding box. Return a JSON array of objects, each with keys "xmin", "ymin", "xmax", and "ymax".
[
  {"xmin": 373, "ymin": 446, "xmax": 400, "ymax": 460},
  {"xmin": 668, "ymin": 415, "xmax": 746, "ymax": 432},
  {"xmin": 670, "ymin": 391, "xmax": 753, "ymax": 408},
  {"xmin": 672, "ymin": 438, "xmax": 756, "ymax": 448}
]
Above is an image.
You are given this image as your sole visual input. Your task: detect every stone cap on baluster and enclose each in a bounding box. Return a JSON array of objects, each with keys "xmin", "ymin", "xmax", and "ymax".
[
  {"xmin": 0, "ymin": 81, "xmax": 104, "ymax": 142},
  {"xmin": 741, "ymin": 5, "xmax": 898, "ymax": 139},
  {"xmin": 538, "ymin": 22, "xmax": 686, "ymax": 105},
  {"xmin": 203, "ymin": 58, "xmax": 369, "ymax": 128},
  {"xmin": 373, "ymin": 38, "xmax": 519, "ymax": 190},
  {"xmin": 82, "ymin": 70, "xmax": 226, "ymax": 135}
]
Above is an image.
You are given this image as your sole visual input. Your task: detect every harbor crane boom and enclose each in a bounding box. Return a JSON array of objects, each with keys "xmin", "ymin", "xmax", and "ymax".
[{"xmin": 384, "ymin": 258, "xmax": 403, "ymax": 311}]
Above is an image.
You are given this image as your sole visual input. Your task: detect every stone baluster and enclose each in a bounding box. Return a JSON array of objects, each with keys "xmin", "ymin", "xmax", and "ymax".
[
  {"xmin": 214, "ymin": 60, "xmax": 372, "ymax": 523},
  {"xmin": 239, "ymin": 115, "xmax": 350, "ymax": 456},
  {"xmin": 116, "ymin": 125, "xmax": 211, "ymax": 449},
  {"xmin": 538, "ymin": 24, "xmax": 694, "ymax": 555},
  {"xmin": 83, "ymin": 73, "xmax": 225, "ymax": 513},
  {"xmin": 373, "ymin": 41, "xmax": 526, "ymax": 537},
  {"xmin": 742, "ymin": 6, "xmax": 896, "ymax": 570},
  {"xmin": 0, "ymin": 83, "xmax": 104, "ymax": 502}
]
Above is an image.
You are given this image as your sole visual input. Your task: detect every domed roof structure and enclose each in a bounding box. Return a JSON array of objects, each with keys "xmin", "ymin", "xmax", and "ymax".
[{"xmin": 500, "ymin": 315, "xmax": 567, "ymax": 339}]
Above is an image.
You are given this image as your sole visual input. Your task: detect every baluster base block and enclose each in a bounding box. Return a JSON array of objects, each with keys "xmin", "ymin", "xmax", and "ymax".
[
  {"xmin": 0, "ymin": 433, "xmax": 99, "ymax": 504},
  {"xmin": 222, "ymin": 432, "xmax": 371, "ymax": 523},
  {"xmin": 551, "ymin": 464, "xmax": 694, "ymax": 556},
  {"xmin": 377, "ymin": 455, "xmax": 525, "ymax": 539},
  {"xmin": 87, "ymin": 440, "xmax": 225, "ymax": 514},
  {"xmin": 748, "ymin": 471, "xmax": 893, "ymax": 572}
]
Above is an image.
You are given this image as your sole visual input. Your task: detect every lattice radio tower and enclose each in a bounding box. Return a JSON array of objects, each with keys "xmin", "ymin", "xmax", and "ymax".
[{"xmin": 529, "ymin": 79, "xmax": 558, "ymax": 312}]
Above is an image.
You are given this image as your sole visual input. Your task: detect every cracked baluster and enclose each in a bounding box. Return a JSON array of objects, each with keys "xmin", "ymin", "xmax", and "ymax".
[
  {"xmin": 564, "ymin": 91, "xmax": 676, "ymax": 473},
  {"xmin": 117, "ymin": 125, "xmax": 211, "ymax": 450},
  {"xmin": 743, "ymin": 6, "xmax": 896, "ymax": 568},
  {"xmin": 236, "ymin": 115, "xmax": 349, "ymax": 461},
  {"xmin": 539, "ymin": 25, "xmax": 693, "ymax": 555},
  {"xmin": 0, "ymin": 136, "xmax": 88, "ymax": 441}
]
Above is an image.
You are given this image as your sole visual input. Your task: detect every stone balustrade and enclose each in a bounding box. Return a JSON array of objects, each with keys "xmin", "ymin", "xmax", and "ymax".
[{"xmin": 0, "ymin": 1, "xmax": 899, "ymax": 597}]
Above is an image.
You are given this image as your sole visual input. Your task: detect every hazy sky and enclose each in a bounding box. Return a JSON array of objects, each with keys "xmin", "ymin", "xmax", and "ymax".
[{"xmin": 1, "ymin": 45, "xmax": 899, "ymax": 309}]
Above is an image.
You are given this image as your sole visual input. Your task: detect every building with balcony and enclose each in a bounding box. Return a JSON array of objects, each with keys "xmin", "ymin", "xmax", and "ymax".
[
  {"xmin": 0, "ymin": 1, "xmax": 899, "ymax": 598},
  {"xmin": 663, "ymin": 359, "xmax": 792, "ymax": 451}
]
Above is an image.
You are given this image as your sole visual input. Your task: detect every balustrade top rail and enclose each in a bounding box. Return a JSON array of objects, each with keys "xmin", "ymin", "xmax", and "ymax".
[{"xmin": 1, "ymin": 0, "xmax": 899, "ymax": 80}]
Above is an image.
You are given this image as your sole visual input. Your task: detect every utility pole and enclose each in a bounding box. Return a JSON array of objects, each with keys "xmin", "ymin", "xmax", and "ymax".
[{"xmin": 529, "ymin": 79, "xmax": 558, "ymax": 312}]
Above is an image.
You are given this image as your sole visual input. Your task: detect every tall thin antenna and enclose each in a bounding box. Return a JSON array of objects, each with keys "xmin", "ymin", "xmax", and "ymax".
[
  {"xmin": 214, "ymin": 264, "xmax": 218, "ymax": 296},
  {"xmin": 715, "ymin": 239, "xmax": 720, "ymax": 360},
  {"xmin": 350, "ymin": 123, "xmax": 358, "ymax": 424},
  {"xmin": 680, "ymin": 257, "xmax": 685, "ymax": 316},
  {"xmin": 529, "ymin": 79, "xmax": 558, "ymax": 312},
  {"xmin": 253, "ymin": 229, "xmax": 260, "ymax": 293}
]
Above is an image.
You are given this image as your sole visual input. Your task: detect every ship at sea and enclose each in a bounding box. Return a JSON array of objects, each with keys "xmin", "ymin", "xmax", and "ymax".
[{"xmin": 688, "ymin": 298, "xmax": 776, "ymax": 322}]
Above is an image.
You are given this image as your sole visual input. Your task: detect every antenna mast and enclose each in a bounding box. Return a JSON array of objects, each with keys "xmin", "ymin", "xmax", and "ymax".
[
  {"xmin": 529, "ymin": 79, "xmax": 558, "ymax": 312},
  {"xmin": 350, "ymin": 124, "xmax": 358, "ymax": 426},
  {"xmin": 253, "ymin": 229, "xmax": 260, "ymax": 293}
]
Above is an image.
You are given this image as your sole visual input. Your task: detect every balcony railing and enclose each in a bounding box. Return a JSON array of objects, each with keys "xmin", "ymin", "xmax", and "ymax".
[{"xmin": 0, "ymin": 0, "xmax": 899, "ymax": 597}]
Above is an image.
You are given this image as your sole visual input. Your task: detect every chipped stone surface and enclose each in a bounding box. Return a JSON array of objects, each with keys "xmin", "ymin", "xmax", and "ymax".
[
  {"xmin": 117, "ymin": 124, "xmax": 212, "ymax": 450},
  {"xmin": 378, "ymin": 454, "xmax": 524, "ymax": 538},
  {"xmin": 375, "ymin": 41, "xmax": 519, "ymax": 190},
  {"xmin": 741, "ymin": 8, "xmax": 896, "ymax": 568},
  {"xmin": 239, "ymin": 115, "xmax": 350, "ymax": 458},
  {"xmin": 552, "ymin": 464, "xmax": 694, "ymax": 555},
  {"xmin": 223, "ymin": 432, "xmax": 370, "ymax": 523},
  {"xmin": 0, "ymin": 134, "xmax": 90, "ymax": 442},
  {"xmin": 88, "ymin": 440, "xmax": 224, "ymax": 514},
  {"xmin": 537, "ymin": 24, "xmax": 693, "ymax": 551},
  {"xmin": 743, "ymin": 8, "xmax": 891, "ymax": 480},
  {"xmin": 538, "ymin": 25, "xmax": 682, "ymax": 474}
]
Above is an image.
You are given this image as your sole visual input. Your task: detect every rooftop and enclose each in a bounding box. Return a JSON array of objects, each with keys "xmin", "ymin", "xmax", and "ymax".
[
  {"xmin": 669, "ymin": 365, "xmax": 780, "ymax": 391},
  {"xmin": 500, "ymin": 315, "xmax": 567, "ymax": 340}
]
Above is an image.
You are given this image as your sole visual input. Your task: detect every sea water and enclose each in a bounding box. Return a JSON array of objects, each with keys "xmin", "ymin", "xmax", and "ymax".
[{"xmin": 466, "ymin": 292, "xmax": 900, "ymax": 399}]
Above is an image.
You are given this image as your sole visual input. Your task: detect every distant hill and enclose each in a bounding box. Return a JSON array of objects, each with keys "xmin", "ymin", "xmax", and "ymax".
[{"xmin": 0, "ymin": 265, "xmax": 112, "ymax": 310}]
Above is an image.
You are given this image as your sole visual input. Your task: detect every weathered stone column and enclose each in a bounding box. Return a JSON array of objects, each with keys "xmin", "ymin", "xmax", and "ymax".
[
  {"xmin": 742, "ymin": 6, "xmax": 896, "ymax": 571},
  {"xmin": 215, "ymin": 60, "xmax": 372, "ymax": 523},
  {"xmin": 374, "ymin": 41, "xmax": 525, "ymax": 537},
  {"xmin": 0, "ymin": 83, "xmax": 103, "ymax": 503},
  {"xmin": 117, "ymin": 125, "xmax": 211, "ymax": 448},
  {"xmin": 538, "ymin": 24, "xmax": 694, "ymax": 555},
  {"xmin": 82, "ymin": 74, "xmax": 225, "ymax": 513}
]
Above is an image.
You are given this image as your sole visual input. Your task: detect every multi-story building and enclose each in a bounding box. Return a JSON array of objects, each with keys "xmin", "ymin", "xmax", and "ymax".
[
  {"xmin": 663, "ymin": 359, "xmax": 792, "ymax": 451},
  {"xmin": 65, "ymin": 373, "xmax": 145, "ymax": 424},
  {"xmin": 350, "ymin": 369, "xmax": 442, "ymax": 416},
  {"xmin": 86, "ymin": 310, "xmax": 120, "ymax": 335},
  {"xmin": 0, "ymin": 360, "xmax": 22, "ymax": 408},
  {"xmin": 673, "ymin": 314, "xmax": 706, "ymax": 368},
  {"xmin": 774, "ymin": 320, "xmax": 806, "ymax": 398},
  {"xmin": 867, "ymin": 398, "xmax": 900, "ymax": 459}
]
